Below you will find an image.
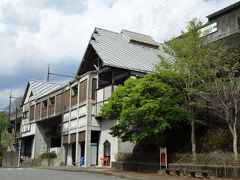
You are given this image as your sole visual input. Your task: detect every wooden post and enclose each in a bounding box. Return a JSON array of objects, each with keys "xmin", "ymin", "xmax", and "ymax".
[{"xmin": 160, "ymin": 145, "xmax": 167, "ymax": 170}]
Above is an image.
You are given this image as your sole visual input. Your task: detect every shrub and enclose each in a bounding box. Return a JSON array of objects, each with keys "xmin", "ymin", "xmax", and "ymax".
[{"xmin": 41, "ymin": 152, "xmax": 57, "ymax": 159}]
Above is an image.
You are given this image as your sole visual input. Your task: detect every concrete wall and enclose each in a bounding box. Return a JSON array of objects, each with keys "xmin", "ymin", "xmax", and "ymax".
[
  {"xmin": 98, "ymin": 120, "xmax": 118, "ymax": 165},
  {"xmin": 207, "ymin": 7, "xmax": 240, "ymax": 46},
  {"xmin": 118, "ymin": 140, "xmax": 135, "ymax": 155},
  {"xmin": 34, "ymin": 123, "xmax": 47, "ymax": 157},
  {"xmin": 112, "ymin": 161, "xmax": 159, "ymax": 173},
  {"xmin": 169, "ymin": 163, "xmax": 240, "ymax": 179},
  {"xmin": 2, "ymin": 152, "xmax": 18, "ymax": 168}
]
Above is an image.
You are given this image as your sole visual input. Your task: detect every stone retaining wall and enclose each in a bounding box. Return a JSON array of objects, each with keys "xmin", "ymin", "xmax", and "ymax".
[
  {"xmin": 2, "ymin": 151, "xmax": 18, "ymax": 168},
  {"xmin": 112, "ymin": 162, "xmax": 159, "ymax": 172},
  {"xmin": 168, "ymin": 164, "xmax": 240, "ymax": 178},
  {"xmin": 113, "ymin": 162, "xmax": 240, "ymax": 178}
]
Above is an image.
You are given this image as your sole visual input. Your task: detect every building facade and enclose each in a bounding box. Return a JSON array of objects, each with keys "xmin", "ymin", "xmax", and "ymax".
[
  {"xmin": 200, "ymin": 1, "xmax": 240, "ymax": 47},
  {"xmin": 19, "ymin": 1, "xmax": 240, "ymax": 168},
  {"xmin": 20, "ymin": 28, "xmax": 166, "ymax": 167}
]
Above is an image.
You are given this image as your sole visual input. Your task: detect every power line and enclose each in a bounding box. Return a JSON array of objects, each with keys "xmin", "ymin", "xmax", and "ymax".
[
  {"xmin": 46, "ymin": 64, "xmax": 75, "ymax": 82},
  {"xmin": 145, "ymin": 0, "xmax": 216, "ymax": 36}
]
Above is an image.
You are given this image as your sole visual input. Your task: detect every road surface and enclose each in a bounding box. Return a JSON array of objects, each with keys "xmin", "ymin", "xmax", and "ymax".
[{"xmin": 0, "ymin": 168, "xmax": 122, "ymax": 180}]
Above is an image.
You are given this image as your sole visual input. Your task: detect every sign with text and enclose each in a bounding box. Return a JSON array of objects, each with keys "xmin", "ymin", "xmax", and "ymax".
[{"xmin": 199, "ymin": 22, "xmax": 217, "ymax": 37}]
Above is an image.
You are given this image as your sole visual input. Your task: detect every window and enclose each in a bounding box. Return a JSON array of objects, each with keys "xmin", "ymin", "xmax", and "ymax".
[
  {"xmin": 42, "ymin": 100, "xmax": 48, "ymax": 109},
  {"xmin": 71, "ymin": 85, "xmax": 78, "ymax": 96},
  {"xmin": 79, "ymin": 80, "xmax": 87, "ymax": 102},
  {"xmin": 49, "ymin": 97, "xmax": 55, "ymax": 106},
  {"xmin": 29, "ymin": 105, "xmax": 35, "ymax": 121},
  {"xmin": 23, "ymin": 111, "xmax": 29, "ymax": 119},
  {"xmin": 92, "ymin": 78, "xmax": 97, "ymax": 100}
]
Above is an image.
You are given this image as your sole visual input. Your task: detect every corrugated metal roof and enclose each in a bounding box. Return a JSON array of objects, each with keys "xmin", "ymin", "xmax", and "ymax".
[
  {"xmin": 207, "ymin": 1, "xmax": 240, "ymax": 19},
  {"xmin": 121, "ymin": 29, "xmax": 159, "ymax": 47},
  {"xmin": 28, "ymin": 80, "xmax": 64, "ymax": 100},
  {"xmin": 89, "ymin": 28, "xmax": 169, "ymax": 73}
]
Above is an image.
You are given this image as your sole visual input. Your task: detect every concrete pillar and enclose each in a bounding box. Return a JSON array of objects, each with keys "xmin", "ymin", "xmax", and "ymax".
[
  {"xmin": 84, "ymin": 77, "xmax": 93, "ymax": 167},
  {"xmin": 31, "ymin": 136, "xmax": 35, "ymax": 159},
  {"xmin": 67, "ymin": 144, "xmax": 72, "ymax": 166},
  {"xmin": 75, "ymin": 133, "xmax": 79, "ymax": 166},
  {"xmin": 84, "ymin": 130, "xmax": 91, "ymax": 167},
  {"xmin": 34, "ymin": 123, "xmax": 47, "ymax": 157},
  {"xmin": 61, "ymin": 144, "xmax": 66, "ymax": 166}
]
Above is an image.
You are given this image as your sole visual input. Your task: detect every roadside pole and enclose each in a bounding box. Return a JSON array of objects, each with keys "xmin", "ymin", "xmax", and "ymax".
[{"xmin": 18, "ymin": 141, "xmax": 21, "ymax": 167}]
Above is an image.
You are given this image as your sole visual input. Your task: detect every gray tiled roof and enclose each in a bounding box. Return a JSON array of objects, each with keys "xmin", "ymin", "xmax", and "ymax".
[
  {"xmin": 89, "ymin": 28, "xmax": 169, "ymax": 73},
  {"xmin": 28, "ymin": 80, "xmax": 63, "ymax": 100},
  {"xmin": 22, "ymin": 80, "xmax": 64, "ymax": 105},
  {"xmin": 207, "ymin": 1, "xmax": 240, "ymax": 19}
]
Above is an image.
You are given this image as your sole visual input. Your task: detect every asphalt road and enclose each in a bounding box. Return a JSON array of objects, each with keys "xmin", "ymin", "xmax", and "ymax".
[{"xmin": 0, "ymin": 168, "xmax": 123, "ymax": 180}]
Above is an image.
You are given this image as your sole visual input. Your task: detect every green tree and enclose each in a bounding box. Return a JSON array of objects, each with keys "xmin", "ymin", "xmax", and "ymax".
[
  {"xmin": 0, "ymin": 112, "xmax": 10, "ymax": 146},
  {"xmin": 157, "ymin": 19, "xmax": 219, "ymax": 160},
  {"xmin": 203, "ymin": 46, "xmax": 240, "ymax": 160},
  {"xmin": 101, "ymin": 73, "xmax": 187, "ymax": 143}
]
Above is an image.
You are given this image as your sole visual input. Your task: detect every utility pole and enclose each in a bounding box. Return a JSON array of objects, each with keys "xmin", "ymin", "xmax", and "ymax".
[
  {"xmin": 8, "ymin": 92, "xmax": 22, "ymax": 143},
  {"xmin": 15, "ymin": 106, "xmax": 17, "ymax": 143},
  {"xmin": 46, "ymin": 64, "xmax": 75, "ymax": 81},
  {"xmin": 47, "ymin": 64, "xmax": 50, "ymax": 82},
  {"xmin": 9, "ymin": 91, "xmax": 12, "ymax": 119}
]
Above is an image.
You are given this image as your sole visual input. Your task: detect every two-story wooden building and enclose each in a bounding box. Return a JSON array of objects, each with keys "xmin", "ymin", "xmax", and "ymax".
[{"xmin": 20, "ymin": 28, "xmax": 167, "ymax": 167}]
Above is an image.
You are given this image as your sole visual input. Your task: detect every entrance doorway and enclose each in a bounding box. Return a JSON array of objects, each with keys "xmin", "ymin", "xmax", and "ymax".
[
  {"xmin": 72, "ymin": 143, "xmax": 76, "ymax": 166},
  {"xmin": 103, "ymin": 140, "xmax": 111, "ymax": 166}
]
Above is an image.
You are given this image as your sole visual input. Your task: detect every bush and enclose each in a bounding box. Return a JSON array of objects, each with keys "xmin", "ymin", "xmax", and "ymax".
[
  {"xmin": 41, "ymin": 152, "xmax": 57, "ymax": 159},
  {"xmin": 168, "ymin": 152, "xmax": 240, "ymax": 166}
]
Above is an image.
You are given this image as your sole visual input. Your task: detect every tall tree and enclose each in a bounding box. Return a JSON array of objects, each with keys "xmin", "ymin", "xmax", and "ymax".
[
  {"xmin": 101, "ymin": 73, "xmax": 187, "ymax": 143},
  {"xmin": 203, "ymin": 46, "xmax": 240, "ymax": 160},
  {"xmin": 0, "ymin": 112, "xmax": 10, "ymax": 146},
  {"xmin": 157, "ymin": 19, "xmax": 218, "ymax": 160}
]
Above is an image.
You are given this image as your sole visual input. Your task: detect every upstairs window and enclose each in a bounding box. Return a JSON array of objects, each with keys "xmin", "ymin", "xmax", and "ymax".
[
  {"xmin": 71, "ymin": 85, "xmax": 78, "ymax": 96},
  {"xmin": 42, "ymin": 100, "xmax": 48, "ymax": 109},
  {"xmin": 79, "ymin": 80, "xmax": 87, "ymax": 102},
  {"xmin": 49, "ymin": 97, "xmax": 55, "ymax": 106}
]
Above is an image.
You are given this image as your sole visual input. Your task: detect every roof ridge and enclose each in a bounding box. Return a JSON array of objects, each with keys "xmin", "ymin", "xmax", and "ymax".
[
  {"xmin": 29, "ymin": 79, "xmax": 64, "ymax": 85},
  {"xmin": 207, "ymin": 1, "xmax": 240, "ymax": 19},
  {"xmin": 95, "ymin": 27, "xmax": 120, "ymax": 35},
  {"xmin": 121, "ymin": 29, "xmax": 152, "ymax": 37}
]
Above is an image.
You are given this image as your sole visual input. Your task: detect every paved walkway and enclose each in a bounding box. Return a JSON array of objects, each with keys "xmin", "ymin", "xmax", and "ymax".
[{"xmin": 47, "ymin": 166, "xmax": 230, "ymax": 180}]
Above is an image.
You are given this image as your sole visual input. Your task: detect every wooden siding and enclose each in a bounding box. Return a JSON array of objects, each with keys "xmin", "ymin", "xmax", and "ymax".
[
  {"xmin": 48, "ymin": 97, "xmax": 55, "ymax": 116},
  {"xmin": 56, "ymin": 93, "xmax": 62, "ymax": 114},
  {"xmin": 71, "ymin": 95, "xmax": 78, "ymax": 107},
  {"xmin": 48, "ymin": 105, "xmax": 54, "ymax": 116},
  {"xmin": 62, "ymin": 90, "xmax": 70, "ymax": 111},
  {"xmin": 78, "ymin": 131, "xmax": 85, "ymax": 142},
  {"xmin": 35, "ymin": 103, "xmax": 41, "ymax": 120},
  {"xmin": 41, "ymin": 101, "xmax": 48, "ymax": 119},
  {"xmin": 70, "ymin": 133, "xmax": 76, "ymax": 143},
  {"xmin": 62, "ymin": 135, "xmax": 68, "ymax": 144},
  {"xmin": 79, "ymin": 80, "xmax": 87, "ymax": 102},
  {"xmin": 92, "ymin": 78, "xmax": 97, "ymax": 100},
  {"xmin": 41, "ymin": 108, "xmax": 47, "ymax": 119},
  {"xmin": 29, "ymin": 105, "xmax": 35, "ymax": 121}
]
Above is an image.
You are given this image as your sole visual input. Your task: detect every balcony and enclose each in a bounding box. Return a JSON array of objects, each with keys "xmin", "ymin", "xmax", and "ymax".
[
  {"xmin": 41, "ymin": 108, "xmax": 47, "ymax": 119},
  {"xmin": 48, "ymin": 105, "xmax": 55, "ymax": 117},
  {"xmin": 96, "ymin": 85, "xmax": 117, "ymax": 117}
]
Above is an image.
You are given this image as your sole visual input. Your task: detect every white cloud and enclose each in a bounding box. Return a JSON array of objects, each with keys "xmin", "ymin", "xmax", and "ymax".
[{"xmin": 0, "ymin": 0, "xmax": 239, "ymax": 106}]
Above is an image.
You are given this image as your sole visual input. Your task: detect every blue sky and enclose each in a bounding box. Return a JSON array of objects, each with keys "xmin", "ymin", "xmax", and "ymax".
[{"xmin": 0, "ymin": 0, "xmax": 239, "ymax": 108}]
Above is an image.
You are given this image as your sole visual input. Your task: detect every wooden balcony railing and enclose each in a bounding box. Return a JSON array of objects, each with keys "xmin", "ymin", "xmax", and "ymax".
[
  {"xmin": 41, "ymin": 108, "xmax": 47, "ymax": 119},
  {"xmin": 48, "ymin": 105, "xmax": 55, "ymax": 117}
]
